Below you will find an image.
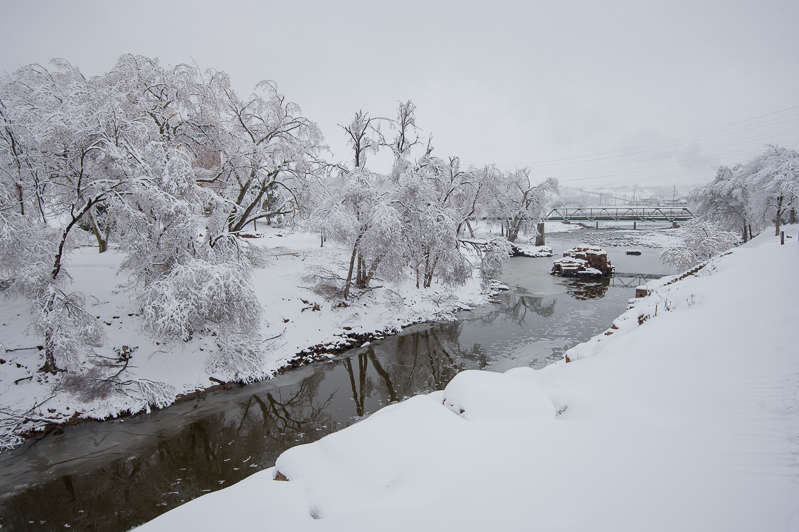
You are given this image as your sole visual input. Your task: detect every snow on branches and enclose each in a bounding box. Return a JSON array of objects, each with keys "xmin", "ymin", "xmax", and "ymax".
[
  {"xmin": 309, "ymin": 102, "xmax": 546, "ymax": 298},
  {"xmin": 0, "ymin": 55, "xmax": 321, "ymax": 380},
  {"xmin": 660, "ymin": 219, "xmax": 740, "ymax": 272},
  {"xmin": 137, "ymin": 261, "xmax": 261, "ymax": 341},
  {"xmin": 693, "ymin": 145, "xmax": 798, "ymax": 240}
]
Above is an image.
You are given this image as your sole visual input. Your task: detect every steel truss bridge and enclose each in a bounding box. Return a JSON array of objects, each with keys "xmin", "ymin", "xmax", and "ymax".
[{"xmin": 544, "ymin": 206, "xmax": 694, "ymax": 223}]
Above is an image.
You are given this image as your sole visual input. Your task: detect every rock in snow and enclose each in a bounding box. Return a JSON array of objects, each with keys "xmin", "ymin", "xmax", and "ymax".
[{"xmin": 551, "ymin": 246, "xmax": 613, "ymax": 277}]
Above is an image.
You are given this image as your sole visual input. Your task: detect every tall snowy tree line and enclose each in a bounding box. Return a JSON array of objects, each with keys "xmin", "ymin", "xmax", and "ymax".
[
  {"xmin": 692, "ymin": 145, "xmax": 799, "ymax": 242},
  {"xmin": 657, "ymin": 145, "xmax": 798, "ymax": 272},
  {"xmin": 0, "ymin": 56, "xmax": 557, "ymax": 383}
]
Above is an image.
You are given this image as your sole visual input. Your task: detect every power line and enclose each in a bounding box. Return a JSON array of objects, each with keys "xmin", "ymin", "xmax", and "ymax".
[
  {"xmin": 549, "ymin": 129, "xmax": 799, "ymax": 180},
  {"xmin": 555, "ymin": 137, "xmax": 799, "ymax": 186},
  {"xmin": 518, "ymin": 104, "xmax": 799, "ymax": 167}
]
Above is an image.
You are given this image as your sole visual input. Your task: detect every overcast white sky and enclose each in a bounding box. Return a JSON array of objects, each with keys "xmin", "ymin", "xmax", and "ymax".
[{"xmin": 2, "ymin": 0, "xmax": 797, "ymax": 190}]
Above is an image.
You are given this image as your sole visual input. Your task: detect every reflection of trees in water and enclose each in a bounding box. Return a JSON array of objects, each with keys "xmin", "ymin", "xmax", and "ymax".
[
  {"xmin": 475, "ymin": 294, "xmax": 558, "ymax": 327},
  {"xmin": 340, "ymin": 321, "xmax": 492, "ymax": 420},
  {"xmin": 236, "ymin": 371, "xmax": 336, "ymax": 444},
  {"xmin": 0, "ymin": 372, "xmax": 335, "ymax": 532},
  {"xmin": 1, "ymin": 316, "xmax": 542, "ymax": 532},
  {"xmin": 565, "ymin": 279, "xmax": 610, "ymax": 300}
]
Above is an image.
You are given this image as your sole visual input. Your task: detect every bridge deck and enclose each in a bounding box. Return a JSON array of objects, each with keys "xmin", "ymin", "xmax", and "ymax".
[{"xmin": 545, "ymin": 206, "xmax": 693, "ymax": 222}]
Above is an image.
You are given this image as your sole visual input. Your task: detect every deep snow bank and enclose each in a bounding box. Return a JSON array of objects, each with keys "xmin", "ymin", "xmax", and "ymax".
[{"xmin": 137, "ymin": 227, "xmax": 799, "ymax": 532}]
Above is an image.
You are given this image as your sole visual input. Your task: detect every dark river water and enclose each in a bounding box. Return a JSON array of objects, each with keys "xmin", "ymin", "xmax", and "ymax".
[{"xmin": 0, "ymin": 228, "xmax": 676, "ymax": 531}]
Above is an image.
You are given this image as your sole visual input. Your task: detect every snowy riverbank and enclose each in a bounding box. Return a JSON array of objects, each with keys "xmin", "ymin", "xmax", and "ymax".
[
  {"xmin": 137, "ymin": 226, "xmax": 799, "ymax": 532},
  {"xmin": 0, "ymin": 223, "xmax": 577, "ymax": 447}
]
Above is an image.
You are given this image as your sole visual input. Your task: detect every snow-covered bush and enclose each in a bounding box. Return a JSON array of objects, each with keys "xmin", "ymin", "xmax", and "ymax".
[
  {"xmin": 32, "ymin": 285, "xmax": 106, "ymax": 372},
  {"xmin": 205, "ymin": 335, "xmax": 272, "ymax": 384},
  {"xmin": 137, "ymin": 260, "xmax": 261, "ymax": 341},
  {"xmin": 660, "ymin": 219, "xmax": 740, "ymax": 272},
  {"xmin": 478, "ymin": 238, "xmax": 513, "ymax": 288}
]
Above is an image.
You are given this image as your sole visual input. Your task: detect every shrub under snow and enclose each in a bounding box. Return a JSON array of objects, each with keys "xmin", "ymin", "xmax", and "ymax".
[{"xmin": 137, "ymin": 260, "xmax": 261, "ymax": 341}]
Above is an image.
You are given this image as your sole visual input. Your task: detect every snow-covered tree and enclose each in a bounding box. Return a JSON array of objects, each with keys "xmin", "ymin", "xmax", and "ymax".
[
  {"xmin": 750, "ymin": 145, "xmax": 799, "ymax": 236},
  {"xmin": 341, "ymin": 110, "xmax": 380, "ymax": 170},
  {"xmin": 106, "ymin": 109, "xmax": 266, "ymax": 365},
  {"xmin": 660, "ymin": 219, "xmax": 740, "ymax": 271},
  {"xmin": 0, "ymin": 55, "xmax": 306, "ymax": 378},
  {"xmin": 211, "ymin": 80, "xmax": 324, "ymax": 233},
  {"xmin": 311, "ymin": 102, "xmax": 515, "ymax": 298},
  {"xmin": 383, "ymin": 99, "xmax": 423, "ymax": 181},
  {"xmin": 491, "ymin": 170, "xmax": 558, "ymax": 242},
  {"xmin": 0, "ymin": 60, "xmax": 136, "ymax": 372},
  {"xmin": 694, "ymin": 145, "xmax": 799, "ymax": 241},
  {"xmin": 395, "ymin": 167, "xmax": 470, "ymax": 288},
  {"xmin": 311, "ymin": 167, "xmax": 405, "ymax": 299},
  {"xmin": 416, "ymin": 156, "xmax": 492, "ymax": 238},
  {"xmin": 692, "ymin": 165, "xmax": 759, "ymax": 242}
]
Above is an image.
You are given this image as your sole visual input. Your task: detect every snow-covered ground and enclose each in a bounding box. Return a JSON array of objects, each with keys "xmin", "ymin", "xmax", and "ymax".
[
  {"xmin": 0, "ymin": 227, "xmax": 494, "ymax": 447},
  {"xmin": 137, "ymin": 226, "xmax": 799, "ymax": 532}
]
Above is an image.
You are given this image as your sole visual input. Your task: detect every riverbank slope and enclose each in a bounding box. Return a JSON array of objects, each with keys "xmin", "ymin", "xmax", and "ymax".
[
  {"xmin": 0, "ymin": 226, "xmax": 507, "ymax": 447},
  {"xmin": 138, "ymin": 226, "xmax": 799, "ymax": 531}
]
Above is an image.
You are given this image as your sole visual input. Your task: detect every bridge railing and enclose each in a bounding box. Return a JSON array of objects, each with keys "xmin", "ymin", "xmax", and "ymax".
[{"xmin": 545, "ymin": 206, "xmax": 694, "ymax": 222}]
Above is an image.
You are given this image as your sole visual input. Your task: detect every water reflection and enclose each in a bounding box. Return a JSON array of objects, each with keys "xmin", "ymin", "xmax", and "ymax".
[
  {"xmin": 0, "ymin": 371, "xmax": 340, "ymax": 531},
  {"xmin": 565, "ymin": 278, "xmax": 610, "ymax": 300},
  {"xmin": 0, "ymin": 323, "xmax": 494, "ymax": 532},
  {"xmin": 0, "ymin": 236, "xmax": 675, "ymax": 532}
]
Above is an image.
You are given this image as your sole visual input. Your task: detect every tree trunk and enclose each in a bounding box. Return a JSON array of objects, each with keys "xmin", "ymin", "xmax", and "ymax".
[
  {"xmin": 40, "ymin": 295, "xmax": 59, "ymax": 373},
  {"xmin": 424, "ymin": 255, "xmax": 439, "ymax": 288},
  {"xmin": 88, "ymin": 211, "xmax": 108, "ymax": 253},
  {"xmin": 363, "ymin": 257, "xmax": 381, "ymax": 287},
  {"xmin": 356, "ymin": 255, "xmax": 365, "ymax": 288},
  {"xmin": 343, "ymin": 235, "xmax": 362, "ymax": 300},
  {"xmin": 16, "ymin": 183, "xmax": 25, "ymax": 215},
  {"xmin": 774, "ymin": 194, "xmax": 784, "ymax": 236},
  {"xmin": 466, "ymin": 219, "xmax": 475, "ymax": 238},
  {"xmin": 344, "ymin": 247, "xmax": 357, "ymax": 300}
]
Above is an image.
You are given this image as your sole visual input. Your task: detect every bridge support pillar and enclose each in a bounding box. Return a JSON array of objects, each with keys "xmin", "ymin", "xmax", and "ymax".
[{"xmin": 535, "ymin": 223, "xmax": 545, "ymax": 246}]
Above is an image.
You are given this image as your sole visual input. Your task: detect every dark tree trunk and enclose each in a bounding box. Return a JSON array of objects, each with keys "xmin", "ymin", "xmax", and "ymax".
[
  {"xmin": 89, "ymin": 212, "xmax": 108, "ymax": 253},
  {"xmin": 466, "ymin": 219, "xmax": 475, "ymax": 238},
  {"xmin": 16, "ymin": 183, "xmax": 24, "ymax": 215},
  {"xmin": 343, "ymin": 234, "xmax": 362, "ymax": 300}
]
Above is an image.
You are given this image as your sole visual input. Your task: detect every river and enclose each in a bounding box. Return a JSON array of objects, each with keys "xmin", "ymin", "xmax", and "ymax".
[{"xmin": 0, "ymin": 227, "xmax": 676, "ymax": 531}]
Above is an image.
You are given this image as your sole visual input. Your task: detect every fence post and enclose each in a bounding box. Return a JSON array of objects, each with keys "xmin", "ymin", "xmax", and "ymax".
[{"xmin": 781, "ymin": 231, "xmax": 784, "ymax": 245}]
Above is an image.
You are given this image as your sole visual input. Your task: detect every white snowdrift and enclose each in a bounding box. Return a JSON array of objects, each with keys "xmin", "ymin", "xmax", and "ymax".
[{"xmin": 137, "ymin": 227, "xmax": 799, "ymax": 532}]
